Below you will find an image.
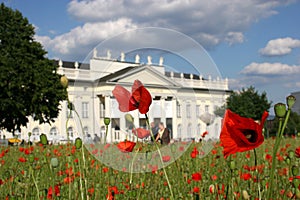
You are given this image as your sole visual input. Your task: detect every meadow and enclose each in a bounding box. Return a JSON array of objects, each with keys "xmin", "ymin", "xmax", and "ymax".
[{"xmin": 0, "ymin": 137, "xmax": 299, "ymax": 200}]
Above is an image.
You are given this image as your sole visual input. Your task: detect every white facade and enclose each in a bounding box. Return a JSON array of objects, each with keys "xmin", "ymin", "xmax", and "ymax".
[{"xmin": 2, "ymin": 51, "xmax": 230, "ymax": 143}]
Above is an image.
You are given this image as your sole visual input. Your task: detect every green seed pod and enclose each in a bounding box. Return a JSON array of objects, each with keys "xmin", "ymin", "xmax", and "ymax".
[
  {"xmin": 287, "ymin": 95, "xmax": 296, "ymax": 110},
  {"xmin": 125, "ymin": 114, "xmax": 134, "ymax": 123},
  {"xmin": 274, "ymin": 103, "xmax": 286, "ymax": 119},
  {"xmin": 28, "ymin": 154, "xmax": 35, "ymax": 163},
  {"xmin": 242, "ymin": 190, "xmax": 250, "ymax": 200},
  {"xmin": 229, "ymin": 160, "xmax": 236, "ymax": 170},
  {"xmin": 50, "ymin": 157, "xmax": 59, "ymax": 168},
  {"xmin": 40, "ymin": 134, "xmax": 48, "ymax": 145},
  {"xmin": 104, "ymin": 117, "xmax": 111, "ymax": 126},
  {"xmin": 170, "ymin": 143, "xmax": 176, "ymax": 153},
  {"xmin": 28, "ymin": 132, "xmax": 32, "ymax": 137},
  {"xmin": 289, "ymin": 150, "xmax": 295, "ymax": 159},
  {"xmin": 292, "ymin": 166, "xmax": 299, "ymax": 176},
  {"xmin": 285, "ymin": 157, "xmax": 291, "ymax": 165},
  {"xmin": 60, "ymin": 75, "xmax": 68, "ymax": 88},
  {"xmin": 75, "ymin": 137, "xmax": 82, "ymax": 149}
]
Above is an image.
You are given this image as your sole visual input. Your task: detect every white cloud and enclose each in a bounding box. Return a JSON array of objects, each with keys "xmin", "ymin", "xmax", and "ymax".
[
  {"xmin": 35, "ymin": 18, "xmax": 138, "ymax": 59},
  {"xmin": 36, "ymin": 0, "xmax": 296, "ymax": 59},
  {"xmin": 241, "ymin": 62, "xmax": 300, "ymax": 76},
  {"xmin": 225, "ymin": 32, "xmax": 244, "ymax": 45},
  {"xmin": 259, "ymin": 37, "xmax": 300, "ymax": 56}
]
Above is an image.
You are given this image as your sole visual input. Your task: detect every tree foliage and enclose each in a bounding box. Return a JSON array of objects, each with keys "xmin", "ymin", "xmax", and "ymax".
[
  {"xmin": 269, "ymin": 111, "xmax": 300, "ymax": 136},
  {"xmin": 0, "ymin": 4, "xmax": 68, "ymax": 133},
  {"xmin": 226, "ymin": 86, "xmax": 271, "ymax": 120}
]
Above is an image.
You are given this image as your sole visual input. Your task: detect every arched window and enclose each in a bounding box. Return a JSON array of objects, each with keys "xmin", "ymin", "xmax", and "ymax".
[
  {"xmin": 197, "ymin": 124, "xmax": 201, "ymax": 135},
  {"xmin": 187, "ymin": 123, "xmax": 192, "ymax": 138},
  {"xmin": 50, "ymin": 127, "xmax": 58, "ymax": 136},
  {"xmin": 67, "ymin": 127, "xmax": 73, "ymax": 138},
  {"xmin": 32, "ymin": 127, "xmax": 39, "ymax": 136},
  {"xmin": 177, "ymin": 124, "xmax": 182, "ymax": 139}
]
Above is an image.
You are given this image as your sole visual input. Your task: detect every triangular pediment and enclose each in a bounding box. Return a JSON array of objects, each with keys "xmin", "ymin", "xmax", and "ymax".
[{"xmin": 107, "ymin": 66, "xmax": 180, "ymax": 88}]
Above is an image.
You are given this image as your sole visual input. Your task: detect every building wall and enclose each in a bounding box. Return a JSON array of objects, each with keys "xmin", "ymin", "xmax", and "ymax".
[{"xmin": 1, "ymin": 54, "xmax": 230, "ymax": 143}]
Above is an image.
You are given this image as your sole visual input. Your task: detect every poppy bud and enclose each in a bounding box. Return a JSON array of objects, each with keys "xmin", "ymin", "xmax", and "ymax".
[
  {"xmin": 289, "ymin": 150, "xmax": 295, "ymax": 159},
  {"xmin": 50, "ymin": 157, "xmax": 59, "ymax": 168},
  {"xmin": 285, "ymin": 157, "xmax": 291, "ymax": 165},
  {"xmin": 28, "ymin": 154, "xmax": 34, "ymax": 163},
  {"xmin": 104, "ymin": 117, "xmax": 110, "ymax": 126},
  {"xmin": 75, "ymin": 138, "xmax": 82, "ymax": 149},
  {"xmin": 60, "ymin": 75, "xmax": 68, "ymax": 88},
  {"xmin": 125, "ymin": 114, "xmax": 134, "ymax": 123},
  {"xmin": 274, "ymin": 103, "xmax": 286, "ymax": 119},
  {"xmin": 292, "ymin": 166, "xmax": 299, "ymax": 176},
  {"xmin": 286, "ymin": 95, "xmax": 296, "ymax": 109},
  {"xmin": 229, "ymin": 160, "xmax": 236, "ymax": 170},
  {"xmin": 40, "ymin": 134, "xmax": 48, "ymax": 145},
  {"xmin": 242, "ymin": 190, "xmax": 250, "ymax": 200},
  {"xmin": 209, "ymin": 184, "xmax": 215, "ymax": 194},
  {"xmin": 28, "ymin": 132, "xmax": 32, "ymax": 137}
]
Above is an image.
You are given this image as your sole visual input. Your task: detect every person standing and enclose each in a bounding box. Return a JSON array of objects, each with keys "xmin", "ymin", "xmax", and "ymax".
[
  {"xmin": 155, "ymin": 122, "xmax": 170, "ymax": 145},
  {"xmin": 150, "ymin": 122, "xmax": 159, "ymax": 141}
]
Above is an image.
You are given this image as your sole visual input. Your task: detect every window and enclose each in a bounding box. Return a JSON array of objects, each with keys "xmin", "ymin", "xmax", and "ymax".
[
  {"xmin": 99, "ymin": 95, "xmax": 105, "ymax": 118},
  {"xmin": 67, "ymin": 127, "xmax": 73, "ymax": 138},
  {"xmin": 66, "ymin": 101, "xmax": 73, "ymax": 118},
  {"xmin": 176, "ymin": 102, "xmax": 181, "ymax": 118},
  {"xmin": 114, "ymin": 130, "xmax": 120, "ymax": 140},
  {"xmin": 50, "ymin": 127, "xmax": 58, "ymax": 136},
  {"xmin": 82, "ymin": 102, "xmax": 89, "ymax": 118},
  {"xmin": 205, "ymin": 105, "xmax": 209, "ymax": 113},
  {"xmin": 83, "ymin": 126, "xmax": 89, "ymax": 136},
  {"xmin": 177, "ymin": 124, "xmax": 182, "ymax": 139},
  {"xmin": 187, "ymin": 123, "xmax": 192, "ymax": 138},
  {"xmin": 32, "ymin": 127, "xmax": 39, "ymax": 136},
  {"xmin": 126, "ymin": 120, "xmax": 134, "ymax": 130},
  {"xmin": 196, "ymin": 105, "xmax": 201, "ymax": 117},
  {"xmin": 186, "ymin": 104, "xmax": 191, "ymax": 118},
  {"xmin": 197, "ymin": 124, "xmax": 201, "ymax": 135},
  {"xmin": 139, "ymin": 118, "xmax": 147, "ymax": 129}
]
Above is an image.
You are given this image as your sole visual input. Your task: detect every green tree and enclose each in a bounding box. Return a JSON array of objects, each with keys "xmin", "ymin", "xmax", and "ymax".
[
  {"xmin": 0, "ymin": 4, "xmax": 68, "ymax": 134},
  {"xmin": 269, "ymin": 111, "xmax": 300, "ymax": 136},
  {"xmin": 226, "ymin": 86, "xmax": 271, "ymax": 120}
]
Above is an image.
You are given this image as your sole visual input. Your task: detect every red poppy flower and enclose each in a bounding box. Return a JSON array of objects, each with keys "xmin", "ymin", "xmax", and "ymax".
[
  {"xmin": 201, "ymin": 131, "xmax": 208, "ymax": 138},
  {"xmin": 117, "ymin": 141, "xmax": 136, "ymax": 152},
  {"xmin": 47, "ymin": 185, "xmax": 60, "ymax": 199},
  {"xmin": 18, "ymin": 157, "xmax": 26, "ymax": 162},
  {"xmin": 241, "ymin": 173, "xmax": 252, "ymax": 181},
  {"xmin": 193, "ymin": 186, "xmax": 200, "ymax": 193},
  {"xmin": 295, "ymin": 147, "xmax": 300, "ymax": 158},
  {"xmin": 102, "ymin": 167, "xmax": 109, "ymax": 173},
  {"xmin": 190, "ymin": 147, "xmax": 199, "ymax": 159},
  {"xmin": 192, "ymin": 172, "xmax": 202, "ymax": 181},
  {"xmin": 112, "ymin": 80, "xmax": 152, "ymax": 114},
  {"xmin": 162, "ymin": 155, "xmax": 171, "ymax": 162},
  {"xmin": 220, "ymin": 109, "xmax": 268, "ymax": 158},
  {"xmin": 132, "ymin": 128, "xmax": 151, "ymax": 139}
]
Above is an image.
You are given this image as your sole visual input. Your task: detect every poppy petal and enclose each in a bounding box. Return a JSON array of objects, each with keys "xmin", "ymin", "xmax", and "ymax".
[
  {"xmin": 138, "ymin": 86, "xmax": 152, "ymax": 114},
  {"xmin": 132, "ymin": 128, "xmax": 150, "ymax": 139},
  {"xmin": 112, "ymin": 85, "xmax": 132, "ymax": 112},
  {"xmin": 220, "ymin": 109, "xmax": 268, "ymax": 158},
  {"xmin": 117, "ymin": 141, "xmax": 136, "ymax": 152}
]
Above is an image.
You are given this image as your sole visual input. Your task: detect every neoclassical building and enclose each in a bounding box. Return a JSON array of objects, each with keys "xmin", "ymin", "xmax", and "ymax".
[{"xmin": 3, "ymin": 50, "xmax": 231, "ymax": 143}]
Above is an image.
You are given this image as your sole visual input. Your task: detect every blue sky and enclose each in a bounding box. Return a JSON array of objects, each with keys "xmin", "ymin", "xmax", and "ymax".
[{"xmin": 2, "ymin": 0, "xmax": 300, "ymax": 106}]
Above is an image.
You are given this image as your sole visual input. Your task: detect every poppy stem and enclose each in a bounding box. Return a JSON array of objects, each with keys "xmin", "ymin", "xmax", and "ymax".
[
  {"xmin": 253, "ymin": 148, "xmax": 261, "ymax": 199},
  {"xmin": 145, "ymin": 114, "xmax": 174, "ymax": 200},
  {"xmin": 267, "ymin": 107, "xmax": 291, "ymax": 199}
]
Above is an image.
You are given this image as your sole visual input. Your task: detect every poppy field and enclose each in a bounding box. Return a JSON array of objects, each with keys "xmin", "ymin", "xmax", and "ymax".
[{"xmin": 0, "ymin": 137, "xmax": 300, "ymax": 200}]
